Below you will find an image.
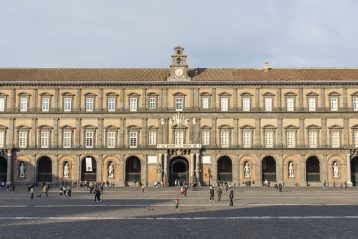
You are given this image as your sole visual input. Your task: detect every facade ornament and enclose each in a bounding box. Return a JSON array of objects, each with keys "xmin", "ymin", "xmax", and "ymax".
[
  {"xmin": 64, "ymin": 162, "xmax": 70, "ymax": 178},
  {"xmin": 108, "ymin": 162, "xmax": 115, "ymax": 178},
  {"xmin": 333, "ymin": 162, "xmax": 339, "ymax": 178},
  {"xmin": 288, "ymin": 162, "xmax": 294, "ymax": 178},
  {"xmin": 244, "ymin": 162, "xmax": 250, "ymax": 178},
  {"xmin": 19, "ymin": 162, "xmax": 25, "ymax": 178}
]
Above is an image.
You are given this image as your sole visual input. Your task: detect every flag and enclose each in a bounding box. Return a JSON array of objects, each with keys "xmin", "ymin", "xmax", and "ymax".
[{"xmin": 86, "ymin": 157, "xmax": 93, "ymax": 172}]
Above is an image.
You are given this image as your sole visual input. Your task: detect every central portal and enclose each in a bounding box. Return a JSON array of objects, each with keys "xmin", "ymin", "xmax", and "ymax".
[{"xmin": 169, "ymin": 156, "xmax": 189, "ymax": 186}]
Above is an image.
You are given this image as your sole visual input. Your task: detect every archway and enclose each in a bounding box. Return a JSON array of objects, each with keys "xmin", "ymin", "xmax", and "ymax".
[
  {"xmin": 217, "ymin": 156, "xmax": 232, "ymax": 182},
  {"xmin": 125, "ymin": 156, "xmax": 141, "ymax": 183},
  {"xmin": 37, "ymin": 156, "xmax": 52, "ymax": 182},
  {"xmin": 0, "ymin": 156, "xmax": 7, "ymax": 183},
  {"xmin": 262, "ymin": 156, "xmax": 276, "ymax": 182},
  {"xmin": 81, "ymin": 156, "xmax": 97, "ymax": 182},
  {"xmin": 169, "ymin": 156, "xmax": 189, "ymax": 186},
  {"xmin": 306, "ymin": 156, "xmax": 320, "ymax": 182},
  {"xmin": 351, "ymin": 156, "xmax": 358, "ymax": 186}
]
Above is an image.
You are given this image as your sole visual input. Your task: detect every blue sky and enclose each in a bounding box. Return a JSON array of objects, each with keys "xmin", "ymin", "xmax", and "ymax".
[{"xmin": 0, "ymin": 0, "xmax": 357, "ymax": 68}]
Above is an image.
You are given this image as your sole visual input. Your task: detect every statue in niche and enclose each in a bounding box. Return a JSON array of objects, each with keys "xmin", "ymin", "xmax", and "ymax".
[
  {"xmin": 288, "ymin": 162, "xmax": 294, "ymax": 178},
  {"xmin": 19, "ymin": 162, "xmax": 25, "ymax": 178},
  {"xmin": 244, "ymin": 162, "xmax": 250, "ymax": 178},
  {"xmin": 64, "ymin": 162, "xmax": 70, "ymax": 178},
  {"xmin": 333, "ymin": 162, "xmax": 339, "ymax": 178},
  {"xmin": 108, "ymin": 162, "xmax": 115, "ymax": 178}
]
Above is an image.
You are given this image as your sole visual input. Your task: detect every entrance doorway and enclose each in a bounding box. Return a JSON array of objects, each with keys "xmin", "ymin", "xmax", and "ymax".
[
  {"xmin": 306, "ymin": 156, "xmax": 320, "ymax": 182},
  {"xmin": 37, "ymin": 156, "xmax": 52, "ymax": 182},
  {"xmin": 262, "ymin": 156, "xmax": 276, "ymax": 182},
  {"xmin": 81, "ymin": 156, "xmax": 97, "ymax": 181},
  {"xmin": 351, "ymin": 156, "xmax": 358, "ymax": 186},
  {"xmin": 217, "ymin": 156, "xmax": 232, "ymax": 182},
  {"xmin": 170, "ymin": 157, "xmax": 189, "ymax": 186},
  {"xmin": 0, "ymin": 157, "xmax": 7, "ymax": 183},
  {"xmin": 125, "ymin": 156, "xmax": 141, "ymax": 183}
]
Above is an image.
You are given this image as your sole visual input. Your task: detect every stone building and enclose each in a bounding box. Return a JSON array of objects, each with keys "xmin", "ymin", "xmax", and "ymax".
[{"xmin": 1, "ymin": 46, "xmax": 358, "ymax": 187}]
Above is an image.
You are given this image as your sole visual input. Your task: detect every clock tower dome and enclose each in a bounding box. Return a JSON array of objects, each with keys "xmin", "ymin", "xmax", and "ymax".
[{"xmin": 167, "ymin": 46, "xmax": 191, "ymax": 81}]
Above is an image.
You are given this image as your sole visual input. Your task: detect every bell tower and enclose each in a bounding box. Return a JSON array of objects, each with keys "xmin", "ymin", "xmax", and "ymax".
[{"xmin": 167, "ymin": 46, "xmax": 191, "ymax": 81}]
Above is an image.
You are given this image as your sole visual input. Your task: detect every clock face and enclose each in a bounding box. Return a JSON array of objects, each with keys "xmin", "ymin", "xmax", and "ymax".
[{"xmin": 175, "ymin": 68, "xmax": 184, "ymax": 77}]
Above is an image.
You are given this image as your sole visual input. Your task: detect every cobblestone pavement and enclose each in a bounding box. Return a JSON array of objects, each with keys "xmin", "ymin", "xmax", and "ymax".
[{"xmin": 0, "ymin": 187, "xmax": 358, "ymax": 239}]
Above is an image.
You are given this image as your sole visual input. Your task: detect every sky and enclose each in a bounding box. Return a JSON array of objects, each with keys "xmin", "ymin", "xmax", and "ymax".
[{"xmin": 0, "ymin": 0, "xmax": 357, "ymax": 68}]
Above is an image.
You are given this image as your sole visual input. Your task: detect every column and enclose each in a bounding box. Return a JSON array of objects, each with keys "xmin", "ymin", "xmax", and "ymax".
[
  {"xmin": 194, "ymin": 89, "xmax": 199, "ymax": 110},
  {"xmin": 321, "ymin": 155, "xmax": 328, "ymax": 183},
  {"xmin": 233, "ymin": 118, "xmax": 239, "ymax": 146},
  {"xmin": 163, "ymin": 118, "xmax": 168, "ymax": 144},
  {"xmin": 346, "ymin": 154, "xmax": 353, "ymax": 187},
  {"xmin": 195, "ymin": 153, "xmax": 201, "ymax": 185},
  {"xmin": 344, "ymin": 117, "xmax": 349, "ymax": 147},
  {"xmin": 190, "ymin": 153, "xmax": 195, "ymax": 182},
  {"xmin": 120, "ymin": 117, "xmax": 126, "ymax": 147},
  {"xmin": 158, "ymin": 154, "xmax": 163, "ymax": 183},
  {"xmin": 276, "ymin": 155, "xmax": 283, "ymax": 183},
  {"xmin": 32, "ymin": 155, "xmax": 37, "ymax": 184},
  {"xmin": 298, "ymin": 88, "xmax": 303, "ymax": 111},
  {"xmin": 119, "ymin": 88, "xmax": 125, "ymax": 111},
  {"xmin": 255, "ymin": 88, "xmax": 260, "ymax": 111},
  {"xmin": 163, "ymin": 154, "xmax": 168, "ymax": 186},
  {"xmin": 76, "ymin": 89, "xmax": 81, "ymax": 111},
  {"xmin": 53, "ymin": 117, "xmax": 59, "ymax": 148},
  {"xmin": 142, "ymin": 118, "xmax": 148, "ymax": 146},
  {"xmin": 299, "ymin": 117, "xmax": 305, "ymax": 147},
  {"xmin": 211, "ymin": 155, "xmax": 217, "ymax": 185},
  {"xmin": 320, "ymin": 88, "xmax": 326, "ymax": 111},
  {"xmin": 300, "ymin": 154, "xmax": 306, "ymax": 186},
  {"xmin": 6, "ymin": 152, "xmax": 12, "ymax": 184},
  {"xmin": 321, "ymin": 117, "xmax": 327, "ymax": 147},
  {"xmin": 97, "ymin": 155, "xmax": 103, "ymax": 182},
  {"xmin": 232, "ymin": 154, "xmax": 239, "ymax": 186},
  {"xmin": 255, "ymin": 155, "xmax": 262, "ymax": 184},
  {"xmin": 277, "ymin": 117, "xmax": 283, "ymax": 147},
  {"xmin": 343, "ymin": 87, "xmax": 348, "ymax": 110},
  {"xmin": 255, "ymin": 118, "xmax": 261, "ymax": 147},
  {"xmin": 9, "ymin": 118, "xmax": 15, "ymax": 147},
  {"xmin": 33, "ymin": 88, "xmax": 38, "ymax": 111},
  {"xmin": 11, "ymin": 88, "xmax": 16, "ymax": 111},
  {"xmin": 54, "ymin": 88, "xmax": 59, "ymax": 112},
  {"xmin": 211, "ymin": 117, "xmax": 217, "ymax": 146},
  {"xmin": 158, "ymin": 119, "xmax": 163, "ymax": 144},
  {"xmin": 75, "ymin": 155, "xmax": 80, "ymax": 182},
  {"xmin": 211, "ymin": 88, "xmax": 216, "ymax": 111},
  {"xmin": 119, "ymin": 155, "xmax": 125, "ymax": 186},
  {"xmin": 75, "ymin": 118, "xmax": 81, "ymax": 148},
  {"xmin": 52, "ymin": 155, "xmax": 59, "ymax": 184},
  {"xmin": 99, "ymin": 88, "xmax": 103, "ymax": 111},
  {"xmin": 191, "ymin": 88, "xmax": 194, "ymax": 110},
  {"xmin": 98, "ymin": 117, "xmax": 103, "ymax": 148},
  {"xmin": 233, "ymin": 87, "xmax": 238, "ymax": 111},
  {"xmin": 277, "ymin": 88, "xmax": 282, "ymax": 110},
  {"xmin": 142, "ymin": 155, "xmax": 148, "ymax": 186},
  {"xmin": 31, "ymin": 118, "xmax": 37, "ymax": 148},
  {"xmin": 142, "ymin": 88, "xmax": 147, "ymax": 111},
  {"xmin": 163, "ymin": 88, "xmax": 168, "ymax": 111}
]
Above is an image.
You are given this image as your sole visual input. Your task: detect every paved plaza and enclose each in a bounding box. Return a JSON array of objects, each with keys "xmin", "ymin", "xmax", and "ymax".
[{"xmin": 0, "ymin": 186, "xmax": 358, "ymax": 239}]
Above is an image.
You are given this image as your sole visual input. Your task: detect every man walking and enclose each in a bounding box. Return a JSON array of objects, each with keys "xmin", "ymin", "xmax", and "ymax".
[
  {"xmin": 29, "ymin": 185, "xmax": 34, "ymax": 199},
  {"xmin": 229, "ymin": 188, "xmax": 234, "ymax": 206},
  {"xmin": 217, "ymin": 186, "xmax": 222, "ymax": 202},
  {"xmin": 209, "ymin": 186, "xmax": 215, "ymax": 202}
]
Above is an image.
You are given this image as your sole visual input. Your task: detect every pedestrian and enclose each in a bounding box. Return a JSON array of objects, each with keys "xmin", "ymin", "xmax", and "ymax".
[
  {"xmin": 322, "ymin": 181, "xmax": 327, "ymax": 191},
  {"xmin": 175, "ymin": 198, "xmax": 180, "ymax": 211},
  {"xmin": 141, "ymin": 184, "xmax": 145, "ymax": 193},
  {"xmin": 345, "ymin": 181, "xmax": 348, "ymax": 189},
  {"xmin": 66, "ymin": 186, "xmax": 72, "ymax": 197},
  {"xmin": 42, "ymin": 184, "xmax": 48, "ymax": 198},
  {"xmin": 94, "ymin": 187, "xmax": 101, "ymax": 203},
  {"xmin": 59, "ymin": 185, "xmax": 63, "ymax": 196},
  {"xmin": 229, "ymin": 188, "xmax": 234, "ymax": 206},
  {"xmin": 224, "ymin": 182, "xmax": 228, "ymax": 192},
  {"xmin": 278, "ymin": 183, "xmax": 282, "ymax": 192},
  {"xmin": 209, "ymin": 185, "xmax": 215, "ymax": 202},
  {"xmin": 217, "ymin": 187, "xmax": 222, "ymax": 202},
  {"xmin": 30, "ymin": 186, "xmax": 34, "ymax": 199}
]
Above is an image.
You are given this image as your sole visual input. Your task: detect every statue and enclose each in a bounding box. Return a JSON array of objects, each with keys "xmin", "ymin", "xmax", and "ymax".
[
  {"xmin": 244, "ymin": 162, "xmax": 250, "ymax": 178},
  {"xmin": 333, "ymin": 162, "xmax": 339, "ymax": 178},
  {"xmin": 64, "ymin": 162, "xmax": 70, "ymax": 178},
  {"xmin": 19, "ymin": 162, "xmax": 25, "ymax": 178},
  {"xmin": 288, "ymin": 162, "xmax": 294, "ymax": 178},
  {"xmin": 108, "ymin": 162, "xmax": 115, "ymax": 178}
]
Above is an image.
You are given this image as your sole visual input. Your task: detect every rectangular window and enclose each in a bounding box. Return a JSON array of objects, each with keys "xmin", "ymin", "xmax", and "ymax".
[
  {"xmin": 64, "ymin": 97, "xmax": 72, "ymax": 112},
  {"xmin": 330, "ymin": 97, "xmax": 338, "ymax": 111},
  {"xmin": 107, "ymin": 131, "xmax": 115, "ymax": 148},
  {"xmin": 0, "ymin": 131, "xmax": 4, "ymax": 148},
  {"xmin": 309, "ymin": 130, "xmax": 318, "ymax": 148},
  {"xmin": 0, "ymin": 98, "xmax": 5, "ymax": 112},
  {"xmin": 243, "ymin": 130, "xmax": 252, "ymax": 148},
  {"xmin": 353, "ymin": 97, "xmax": 358, "ymax": 111},
  {"xmin": 308, "ymin": 97, "xmax": 316, "ymax": 111},
  {"xmin": 220, "ymin": 131, "xmax": 230, "ymax": 148},
  {"xmin": 175, "ymin": 97, "xmax": 183, "ymax": 111},
  {"xmin": 42, "ymin": 98, "xmax": 50, "ymax": 112},
  {"xmin": 108, "ymin": 97, "xmax": 115, "ymax": 112},
  {"xmin": 174, "ymin": 130, "xmax": 184, "ymax": 145},
  {"xmin": 85, "ymin": 131, "xmax": 94, "ymax": 148},
  {"xmin": 286, "ymin": 98, "xmax": 294, "ymax": 112},
  {"xmin": 354, "ymin": 131, "xmax": 358, "ymax": 148},
  {"xmin": 202, "ymin": 97, "xmax": 209, "ymax": 109},
  {"xmin": 264, "ymin": 131, "xmax": 274, "ymax": 148},
  {"xmin": 20, "ymin": 97, "xmax": 28, "ymax": 112},
  {"xmin": 86, "ymin": 98, "xmax": 94, "ymax": 112},
  {"xmin": 130, "ymin": 98, "xmax": 138, "ymax": 112},
  {"xmin": 220, "ymin": 98, "xmax": 228, "ymax": 112},
  {"xmin": 41, "ymin": 131, "xmax": 49, "ymax": 148},
  {"xmin": 264, "ymin": 97, "xmax": 272, "ymax": 112},
  {"xmin": 242, "ymin": 97, "xmax": 250, "ymax": 112},
  {"xmin": 129, "ymin": 131, "xmax": 137, "ymax": 148},
  {"xmin": 19, "ymin": 131, "xmax": 27, "ymax": 148},
  {"xmin": 331, "ymin": 131, "xmax": 340, "ymax": 148},
  {"xmin": 287, "ymin": 131, "xmax": 296, "ymax": 148},
  {"xmin": 149, "ymin": 97, "xmax": 156, "ymax": 109},
  {"xmin": 149, "ymin": 131, "xmax": 156, "ymax": 145},
  {"xmin": 63, "ymin": 131, "xmax": 71, "ymax": 148},
  {"xmin": 202, "ymin": 131, "xmax": 210, "ymax": 145}
]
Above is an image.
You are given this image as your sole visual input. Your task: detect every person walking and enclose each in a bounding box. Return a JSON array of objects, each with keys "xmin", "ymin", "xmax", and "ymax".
[
  {"xmin": 42, "ymin": 184, "xmax": 48, "ymax": 198},
  {"xmin": 141, "ymin": 184, "xmax": 145, "ymax": 193},
  {"xmin": 217, "ymin": 187, "xmax": 222, "ymax": 202},
  {"xmin": 29, "ymin": 186, "xmax": 34, "ymax": 199},
  {"xmin": 94, "ymin": 187, "xmax": 101, "ymax": 203},
  {"xmin": 209, "ymin": 185, "xmax": 215, "ymax": 202},
  {"xmin": 175, "ymin": 198, "xmax": 180, "ymax": 211},
  {"xmin": 229, "ymin": 188, "xmax": 234, "ymax": 206}
]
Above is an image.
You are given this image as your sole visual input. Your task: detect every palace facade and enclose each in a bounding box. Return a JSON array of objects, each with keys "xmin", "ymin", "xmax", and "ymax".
[{"xmin": 1, "ymin": 46, "xmax": 358, "ymax": 187}]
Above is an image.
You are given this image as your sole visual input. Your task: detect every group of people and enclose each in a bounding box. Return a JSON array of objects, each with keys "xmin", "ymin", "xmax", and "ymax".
[
  {"xmin": 209, "ymin": 184, "xmax": 234, "ymax": 206},
  {"xmin": 28, "ymin": 182, "xmax": 49, "ymax": 199},
  {"xmin": 59, "ymin": 183, "xmax": 72, "ymax": 197}
]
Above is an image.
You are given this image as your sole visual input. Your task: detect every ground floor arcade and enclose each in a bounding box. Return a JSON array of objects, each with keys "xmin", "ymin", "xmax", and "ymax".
[{"xmin": 1, "ymin": 149, "xmax": 358, "ymax": 187}]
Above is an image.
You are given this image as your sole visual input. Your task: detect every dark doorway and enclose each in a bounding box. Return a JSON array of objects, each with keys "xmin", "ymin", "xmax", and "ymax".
[
  {"xmin": 0, "ymin": 157, "xmax": 7, "ymax": 183},
  {"xmin": 81, "ymin": 156, "xmax": 97, "ymax": 181},
  {"xmin": 170, "ymin": 157, "xmax": 189, "ymax": 186},
  {"xmin": 125, "ymin": 156, "xmax": 141, "ymax": 183},
  {"xmin": 306, "ymin": 156, "xmax": 320, "ymax": 182},
  {"xmin": 217, "ymin": 156, "xmax": 232, "ymax": 182},
  {"xmin": 351, "ymin": 156, "xmax": 358, "ymax": 186},
  {"xmin": 37, "ymin": 156, "xmax": 52, "ymax": 182},
  {"xmin": 262, "ymin": 156, "xmax": 276, "ymax": 182}
]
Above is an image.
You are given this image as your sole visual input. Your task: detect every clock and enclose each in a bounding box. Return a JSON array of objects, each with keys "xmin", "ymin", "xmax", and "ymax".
[{"xmin": 174, "ymin": 68, "xmax": 184, "ymax": 77}]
